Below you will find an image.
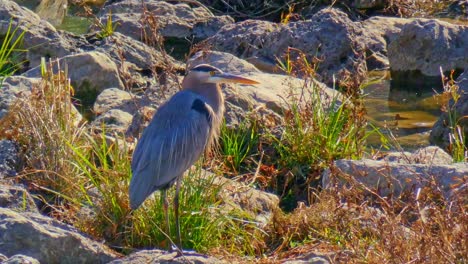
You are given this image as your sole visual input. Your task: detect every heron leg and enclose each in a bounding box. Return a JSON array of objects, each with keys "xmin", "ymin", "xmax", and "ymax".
[
  {"xmin": 174, "ymin": 176, "xmax": 183, "ymax": 252},
  {"xmin": 161, "ymin": 189, "xmax": 171, "ymax": 250}
]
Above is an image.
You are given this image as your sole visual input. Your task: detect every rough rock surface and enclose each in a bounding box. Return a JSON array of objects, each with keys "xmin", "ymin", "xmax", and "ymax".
[
  {"xmin": 1, "ymin": 254, "xmax": 40, "ymax": 264},
  {"xmin": 0, "ymin": 207, "xmax": 118, "ymax": 263},
  {"xmin": 0, "ymin": 1, "xmax": 77, "ymax": 69},
  {"xmin": 93, "ymin": 32, "xmax": 184, "ymax": 89},
  {"xmin": 92, "ymin": 109, "xmax": 134, "ymax": 132},
  {"xmin": 0, "ymin": 76, "xmax": 39, "ymax": 119},
  {"xmin": 0, "ymin": 140, "xmax": 20, "ymax": 178},
  {"xmin": 25, "ymin": 51, "xmax": 125, "ymax": 93},
  {"xmin": 322, "ymin": 159, "xmax": 467, "ymax": 199},
  {"xmin": 96, "ymin": 0, "xmax": 233, "ymax": 41},
  {"xmin": 93, "ymin": 87, "xmax": 136, "ymax": 115},
  {"xmin": 388, "ymin": 18, "xmax": 468, "ymax": 76},
  {"xmin": 0, "ymin": 184, "xmax": 37, "ymax": 213},
  {"xmin": 382, "ymin": 146, "xmax": 453, "ymax": 165},
  {"xmin": 108, "ymin": 249, "xmax": 227, "ymax": 264},
  {"xmin": 207, "ymin": 8, "xmax": 368, "ymax": 87},
  {"xmin": 430, "ymin": 71, "xmax": 468, "ymax": 149}
]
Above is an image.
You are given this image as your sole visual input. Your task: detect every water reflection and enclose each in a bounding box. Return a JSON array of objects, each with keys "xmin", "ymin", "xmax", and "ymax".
[{"xmin": 364, "ymin": 72, "xmax": 444, "ymax": 149}]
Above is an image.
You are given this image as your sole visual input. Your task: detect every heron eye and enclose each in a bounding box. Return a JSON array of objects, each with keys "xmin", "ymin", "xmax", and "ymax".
[{"xmin": 209, "ymin": 71, "xmax": 216, "ymax": 76}]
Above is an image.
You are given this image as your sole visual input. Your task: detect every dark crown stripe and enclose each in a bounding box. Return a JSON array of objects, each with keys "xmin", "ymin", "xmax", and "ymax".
[{"xmin": 191, "ymin": 65, "xmax": 217, "ymax": 72}]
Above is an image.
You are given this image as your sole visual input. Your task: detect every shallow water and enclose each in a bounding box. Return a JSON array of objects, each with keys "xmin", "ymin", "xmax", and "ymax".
[{"xmin": 364, "ymin": 72, "xmax": 444, "ymax": 150}]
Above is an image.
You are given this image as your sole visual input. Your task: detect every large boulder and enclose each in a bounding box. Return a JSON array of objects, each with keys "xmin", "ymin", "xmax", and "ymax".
[
  {"xmin": 93, "ymin": 87, "xmax": 136, "ymax": 115},
  {"xmin": 388, "ymin": 19, "xmax": 468, "ymax": 81},
  {"xmin": 322, "ymin": 159, "xmax": 467, "ymax": 199},
  {"xmin": 207, "ymin": 8, "xmax": 368, "ymax": 87},
  {"xmin": 0, "ymin": 1, "xmax": 77, "ymax": 69},
  {"xmin": 25, "ymin": 51, "xmax": 125, "ymax": 93},
  {"xmin": 0, "ymin": 207, "xmax": 118, "ymax": 263},
  {"xmin": 430, "ymin": 71, "xmax": 468, "ymax": 149},
  {"xmin": 96, "ymin": 0, "xmax": 233, "ymax": 41},
  {"xmin": 359, "ymin": 16, "xmax": 412, "ymax": 70},
  {"xmin": 93, "ymin": 32, "xmax": 184, "ymax": 89}
]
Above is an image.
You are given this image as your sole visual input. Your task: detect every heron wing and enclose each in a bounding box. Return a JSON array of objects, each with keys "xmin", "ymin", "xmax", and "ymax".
[{"xmin": 129, "ymin": 90, "xmax": 213, "ymax": 209}]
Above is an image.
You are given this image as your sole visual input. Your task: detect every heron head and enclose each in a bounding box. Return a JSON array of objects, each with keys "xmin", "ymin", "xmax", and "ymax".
[{"xmin": 188, "ymin": 64, "xmax": 260, "ymax": 85}]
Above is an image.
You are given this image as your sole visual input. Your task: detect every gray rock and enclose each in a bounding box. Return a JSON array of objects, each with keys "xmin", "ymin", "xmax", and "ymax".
[
  {"xmin": 353, "ymin": 0, "xmax": 386, "ymax": 9},
  {"xmin": 0, "ymin": 76, "xmax": 39, "ymax": 119},
  {"xmin": 96, "ymin": 0, "xmax": 232, "ymax": 41},
  {"xmin": 0, "ymin": 184, "xmax": 37, "ymax": 213},
  {"xmin": 207, "ymin": 8, "xmax": 368, "ymax": 87},
  {"xmin": 322, "ymin": 159, "xmax": 468, "ymax": 199},
  {"xmin": 359, "ymin": 16, "xmax": 412, "ymax": 70},
  {"xmin": 108, "ymin": 249, "xmax": 227, "ymax": 264},
  {"xmin": 430, "ymin": 71, "xmax": 468, "ymax": 150},
  {"xmin": 93, "ymin": 88, "xmax": 136, "ymax": 115},
  {"xmin": 382, "ymin": 146, "xmax": 453, "ymax": 165},
  {"xmin": 0, "ymin": 207, "xmax": 118, "ymax": 263},
  {"xmin": 25, "ymin": 51, "xmax": 125, "ymax": 93},
  {"xmin": 388, "ymin": 19, "xmax": 468, "ymax": 76},
  {"xmin": 92, "ymin": 109, "xmax": 133, "ymax": 132},
  {"xmin": 410, "ymin": 146, "xmax": 453, "ymax": 165},
  {"xmin": 35, "ymin": 0, "xmax": 67, "ymax": 26},
  {"xmin": 0, "ymin": 140, "xmax": 20, "ymax": 178},
  {"xmin": 93, "ymin": 32, "xmax": 184, "ymax": 89},
  {"xmin": 0, "ymin": 1, "xmax": 77, "ymax": 69},
  {"xmin": 201, "ymin": 170, "xmax": 280, "ymax": 226},
  {"xmin": 2, "ymin": 254, "xmax": 40, "ymax": 264}
]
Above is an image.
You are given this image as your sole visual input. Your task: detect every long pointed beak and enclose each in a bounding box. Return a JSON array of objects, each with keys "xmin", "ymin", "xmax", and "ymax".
[{"xmin": 212, "ymin": 73, "xmax": 260, "ymax": 85}]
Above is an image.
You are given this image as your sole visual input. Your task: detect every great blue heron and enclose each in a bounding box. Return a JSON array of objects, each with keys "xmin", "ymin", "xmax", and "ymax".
[{"xmin": 129, "ymin": 64, "xmax": 259, "ymax": 250}]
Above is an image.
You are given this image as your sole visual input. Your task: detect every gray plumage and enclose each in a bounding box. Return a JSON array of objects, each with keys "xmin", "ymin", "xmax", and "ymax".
[
  {"xmin": 129, "ymin": 91, "xmax": 214, "ymax": 209},
  {"xmin": 128, "ymin": 64, "xmax": 259, "ymax": 251}
]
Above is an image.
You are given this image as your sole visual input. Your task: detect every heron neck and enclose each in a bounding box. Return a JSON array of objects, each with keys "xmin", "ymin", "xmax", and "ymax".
[{"xmin": 182, "ymin": 79, "xmax": 224, "ymax": 116}]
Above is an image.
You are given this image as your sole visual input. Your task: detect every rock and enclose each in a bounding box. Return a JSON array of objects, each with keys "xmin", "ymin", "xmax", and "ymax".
[
  {"xmin": 322, "ymin": 159, "xmax": 468, "ymax": 199},
  {"xmin": 353, "ymin": 0, "xmax": 386, "ymax": 9},
  {"xmin": 430, "ymin": 71, "xmax": 468, "ymax": 149},
  {"xmin": 187, "ymin": 51, "xmax": 261, "ymax": 74},
  {"xmin": 0, "ymin": 140, "xmax": 20, "ymax": 178},
  {"xmin": 93, "ymin": 88, "xmax": 136, "ymax": 115},
  {"xmin": 201, "ymin": 170, "xmax": 280, "ymax": 226},
  {"xmin": 0, "ymin": 184, "xmax": 37, "ymax": 213},
  {"xmin": 0, "ymin": 76, "xmax": 39, "ymax": 119},
  {"xmin": 0, "ymin": 207, "xmax": 118, "ymax": 263},
  {"xmin": 207, "ymin": 8, "xmax": 368, "ymax": 87},
  {"xmin": 388, "ymin": 19, "xmax": 468, "ymax": 77},
  {"xmin": 382, "ymin": 146, "xmax": 453, "ymax": 165},
  {"xmin": 108, "ymin": 249, "xmax": 227, "ymax": 264},
  {"xmin": 359, "ymin": 16, "xmax": 412, "ymax": 70},
  {"xmin": 93, "ymin": 32, "xmax": 184, "ymax": 89},
  {"xmin": 410, "ymin": 146, "xmax": 453, "ymax": 165},
  {"xmin": 125, "ymin": 106, "xmax": 156, "ymax": 139},
  {"xmin": 2, "ymin": 254, "xmax": 40, "ymax": 264},
  {"xmin": 96, "ymin": 0, "xmax": 233, "ymax": 41},
  {"xmin": 35, "ymin": 0, "xmax": 67, "ymax": 26},
  {"xmin": 25, "ymin": 51, "xmax": 125, "ymax": 93},
  {"xmin": 0, "ymin": 1, "xmax": 77, "ymax": 69},
  {"xmin": 283, "ymin": 255, "xmax": 330, "ymax": 264},
  {"xmin": 92, "ymin": 109, "xmax": 134, "ymax": 132}
]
